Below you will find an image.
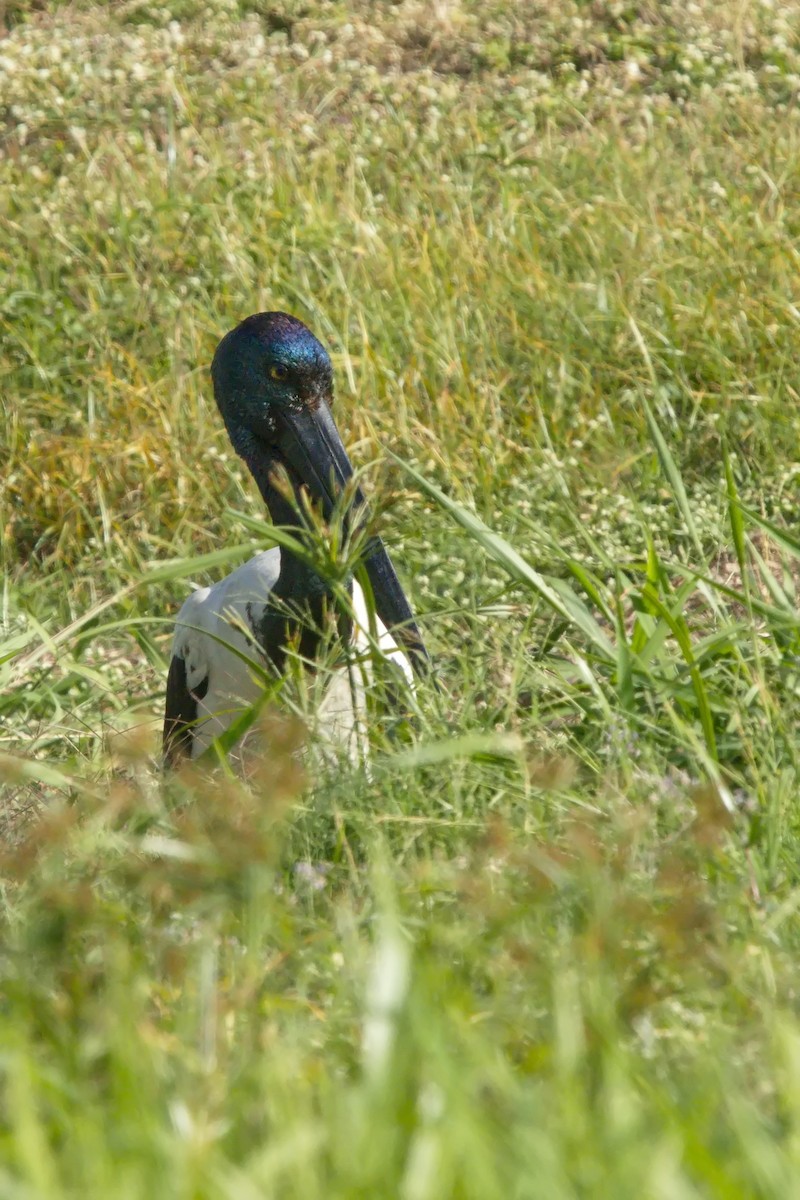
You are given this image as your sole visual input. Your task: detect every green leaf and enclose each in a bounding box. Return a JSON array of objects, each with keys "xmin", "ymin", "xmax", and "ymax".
[
  {"xmin": 638, "ymin": 587, "xmax": 718, "ymax": 761},
  {"xmin": 377, "ymin": 731, "xmax": 524, "ymax": 773},
  {"xmin": 723, "ymin": 442, "xmax": 748, "ymax": 588},
  {"xmin": 389, "ymin": 454, "xmax": 615, "ymax": 661},
  {"xmin": 143, "ymin": 544, "xmax": 256, "ymax": 584},
  {"xmin": 641, "ymin": 394, "xmax": 702, "ymax": 557}
]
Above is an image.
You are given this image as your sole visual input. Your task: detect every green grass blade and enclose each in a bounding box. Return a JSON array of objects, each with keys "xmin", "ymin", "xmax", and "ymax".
[
  {"xmin": 639, "ymin": 587, "xmax": 718, "ymax": 761},
  {"xmin": 389, "ymin": 454, "xmax": 615, "ymax": 660},
  {"xmin": 640, "ymin": 394, "xmax": 702, "ymax": 557}
]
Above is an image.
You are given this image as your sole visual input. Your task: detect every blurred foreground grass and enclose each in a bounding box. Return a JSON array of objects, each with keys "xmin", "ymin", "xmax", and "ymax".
[{"xmin": 3, "ymin": 1, "xmax": 800, "ymax": 1194}]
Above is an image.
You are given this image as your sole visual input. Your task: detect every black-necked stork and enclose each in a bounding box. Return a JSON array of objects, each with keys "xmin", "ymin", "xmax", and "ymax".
[{"xmin": 163, "ymin": 312, "xmax": 430, "ymax": 766}]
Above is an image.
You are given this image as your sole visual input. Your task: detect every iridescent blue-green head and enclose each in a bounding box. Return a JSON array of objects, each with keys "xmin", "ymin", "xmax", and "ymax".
[
  {"xmin": 212, "ymin": 312, "xmax": 333, "ymax": 454},
  {"xmin": 211, "ymin": 311, "xmax": 349, "ymax": 521},
  {"xmin": 210, "ymin": 311, "xmax": 431, "ymax": 675}
]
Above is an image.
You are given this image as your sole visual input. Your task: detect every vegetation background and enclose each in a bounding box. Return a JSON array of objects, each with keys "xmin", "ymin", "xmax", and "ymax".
[{"xmin": 2, "ymin": 0, "xmax": 800, "ymax": 1194}]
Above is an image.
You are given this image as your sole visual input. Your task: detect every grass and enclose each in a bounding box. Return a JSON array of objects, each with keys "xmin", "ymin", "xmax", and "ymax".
[{"xmin": 3, "ymin": 0, "xmax": 800, "ymax": 1193}]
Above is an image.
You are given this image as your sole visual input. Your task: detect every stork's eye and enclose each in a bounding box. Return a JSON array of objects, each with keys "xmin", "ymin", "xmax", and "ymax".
[{"xmin": 268, "ymin": 363, "xmax": 289, "ymax": 382}]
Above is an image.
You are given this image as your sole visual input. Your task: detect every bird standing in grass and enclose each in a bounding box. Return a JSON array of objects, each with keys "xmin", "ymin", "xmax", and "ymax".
[{"xmin": 163, "ymin": 312, "xmax": 430, "ymax": 766}]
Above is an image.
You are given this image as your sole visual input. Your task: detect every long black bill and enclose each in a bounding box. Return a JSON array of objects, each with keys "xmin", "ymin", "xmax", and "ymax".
[{"xmin": 275, "ymin": 400, "xmax": 431, "ymax": 678}]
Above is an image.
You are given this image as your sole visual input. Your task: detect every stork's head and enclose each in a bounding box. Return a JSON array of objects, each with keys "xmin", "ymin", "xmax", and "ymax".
[
  {"xmin": 212, "ymin": 312, "xmax": 333, "ymax": 440},
  {"xmin": 211, "ymin": 312, "xmax": 349, "ymax": 515},
  {"xmin": 210, "ymin": 311, "xmax": 431, "ymax": 675}
]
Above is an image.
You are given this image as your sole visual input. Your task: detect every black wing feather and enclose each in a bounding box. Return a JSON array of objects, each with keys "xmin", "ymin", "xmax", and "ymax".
[{"xmin": 163, "ymin": 654, "xmax": 208, "ymax": 767}]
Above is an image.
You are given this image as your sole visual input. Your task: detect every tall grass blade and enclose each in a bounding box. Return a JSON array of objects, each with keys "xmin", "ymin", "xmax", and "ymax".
[
  {"xmin": 390, "ymin": 454, "xmax": 615, "ymax": 660},
  {"xmin": 640, "ymin": 394, "xmax": 702, "ymax": 557}
]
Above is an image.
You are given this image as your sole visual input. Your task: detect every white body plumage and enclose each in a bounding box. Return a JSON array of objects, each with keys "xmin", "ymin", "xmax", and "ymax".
[{"xmin": 169, "ymin": 548, "xmax": 414, "ymax": 761}]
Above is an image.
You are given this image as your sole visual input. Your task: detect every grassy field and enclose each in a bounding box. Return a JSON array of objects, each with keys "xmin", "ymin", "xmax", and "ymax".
[{"xmin": 3, "ymin": 0, "xmax": 800, "ymax": 1193}]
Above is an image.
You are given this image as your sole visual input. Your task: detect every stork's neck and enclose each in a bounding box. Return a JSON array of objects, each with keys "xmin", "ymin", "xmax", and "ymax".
[{"xmin": 243, "ymin": 445, "xmax": 351, "ymax": 670}]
